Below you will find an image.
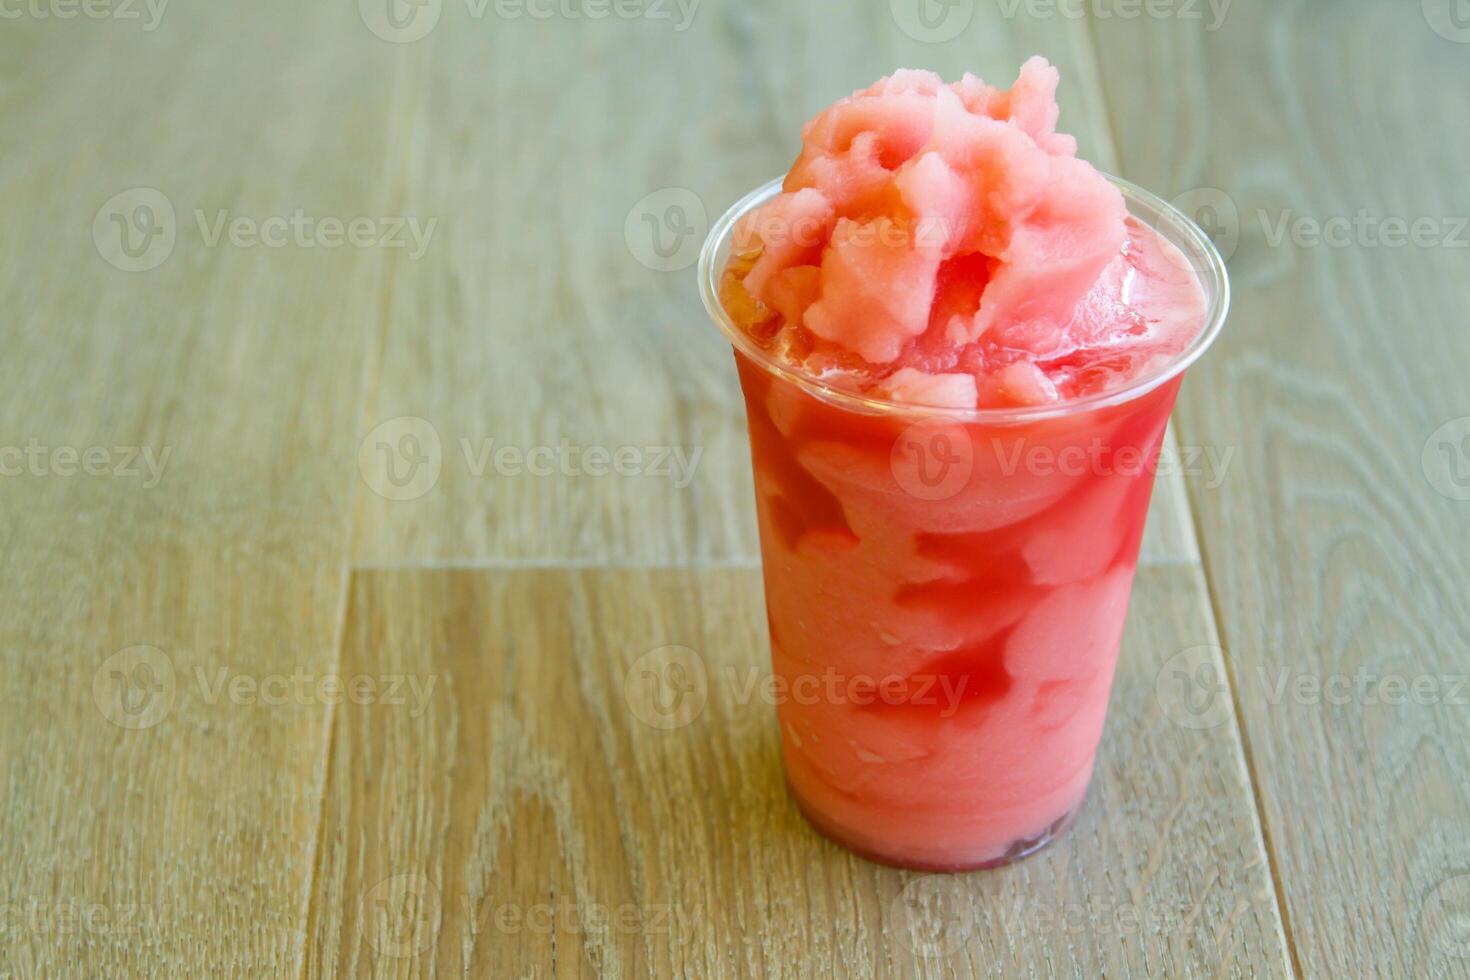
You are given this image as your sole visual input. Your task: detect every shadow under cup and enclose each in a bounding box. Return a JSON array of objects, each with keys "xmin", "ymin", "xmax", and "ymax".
[{"xmin": 700, "ymin": 176, "xmax": 1230, "ymax": 871}]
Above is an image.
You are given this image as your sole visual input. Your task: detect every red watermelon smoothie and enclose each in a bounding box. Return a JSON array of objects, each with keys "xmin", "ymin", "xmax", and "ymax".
[{"xmin": 699, "ymin": 59, "xmax": 1228, "ymax": 871}]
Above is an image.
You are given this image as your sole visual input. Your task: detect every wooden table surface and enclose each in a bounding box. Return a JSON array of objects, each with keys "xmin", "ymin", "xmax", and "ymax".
[{"xmin": 2, "ymin": 1, "xmax": 1467, "ymax": 976}]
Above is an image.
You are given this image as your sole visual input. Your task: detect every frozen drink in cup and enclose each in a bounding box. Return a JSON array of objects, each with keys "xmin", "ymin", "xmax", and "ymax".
[{"xmin": 699, "ymin": 60, "xmax": 1228, "ymax": 870}]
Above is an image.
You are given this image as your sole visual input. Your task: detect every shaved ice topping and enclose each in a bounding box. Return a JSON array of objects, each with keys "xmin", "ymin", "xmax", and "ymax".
[{"xmin": 720, "ymin": 58, "xmax": 1207, "ymax": 410}]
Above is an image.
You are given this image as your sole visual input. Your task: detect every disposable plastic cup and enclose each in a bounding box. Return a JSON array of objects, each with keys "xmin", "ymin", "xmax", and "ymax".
[{"xmin": 699, "ymin": 175, "xmax": 1229, "ymax": 871}]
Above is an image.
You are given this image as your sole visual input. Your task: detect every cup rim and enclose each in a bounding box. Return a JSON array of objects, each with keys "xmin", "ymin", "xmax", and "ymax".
[{"xmin": 698, "ymin": 173, "xmax": 1230, "ymax": 424}]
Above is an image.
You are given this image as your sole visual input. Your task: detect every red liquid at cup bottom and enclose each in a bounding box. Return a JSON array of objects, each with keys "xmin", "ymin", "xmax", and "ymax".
[{"xmin": 736, "ymin": 354, "xmax": 1181, "ymax": 871}]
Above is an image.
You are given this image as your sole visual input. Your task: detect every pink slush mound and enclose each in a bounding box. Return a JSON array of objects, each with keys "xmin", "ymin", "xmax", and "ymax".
[
  {"xmin": 725, "ymin": 57, "xmax": 1205, "ymax": 410},
  {"xmin": 716, "ymin": 60, "xmax": 1211, "ymax": 870}
]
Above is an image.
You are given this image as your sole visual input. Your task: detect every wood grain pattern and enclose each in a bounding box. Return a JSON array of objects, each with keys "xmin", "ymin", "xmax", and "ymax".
[
  {"xmin": 0, "ymin": 4, "xmax": 408, "ymax": 975},
  {"xmin": 15, "ymin": 0, "xmax": 1455, "ymax": 973},
  {"xmin": 1089, "ymin": 3, "xmax": 1470, "ymax": 976},
  {"xmin": 347, "ymin": 0, "xmax": 1200, "ymax": 567},
  {"xmin": 305, "ymin": 566, "xmax": 1287, "ymax": 978}
]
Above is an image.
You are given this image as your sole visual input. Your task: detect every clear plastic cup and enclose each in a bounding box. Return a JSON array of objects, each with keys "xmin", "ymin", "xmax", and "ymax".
[{"xmin": 700, "ymin": 175, "xmax": 1229, "ymax": 870}]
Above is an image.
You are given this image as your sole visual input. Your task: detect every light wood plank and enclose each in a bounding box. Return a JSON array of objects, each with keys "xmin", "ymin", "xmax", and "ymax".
[
  {"xmin": 0, "ymin": 5, "xmax": 412, "ymax": 975},
  {"xmin": 305, "ymin": 566, "xmax": 1287, "ymax": 977},
  {"xmin": 0, "ymin": 4, "xmax": 1287, "ymax": 975},
  {"xmin": 348, "ymin": 0, "xmax": 1198, "ymax": 566},
  {"xmin": 1090, "ymin": 3, "xmax": 1470, "ymax": 975}
]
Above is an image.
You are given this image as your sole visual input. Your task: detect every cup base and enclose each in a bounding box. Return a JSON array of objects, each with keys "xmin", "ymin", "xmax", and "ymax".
[{"xmin": 787, "ymin": 780, "xmax": 1085, "ymax": 873}]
